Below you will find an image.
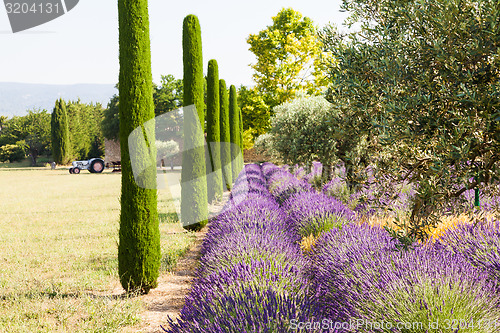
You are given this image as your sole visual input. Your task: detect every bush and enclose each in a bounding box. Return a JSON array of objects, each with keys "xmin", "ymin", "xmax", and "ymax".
[
  {"xmin": 261, "ymin": 95, "xmax": 338, "ymax": 180},
  {"xmin": 283, "ymin": 191, "xmax": 355, "ymax": 238},
  {"xmin": 155, "ymin": 140, "xmax": 179, "ymax": 166},
  {"xmin": 0, "ymin": 144, "xmax": 25, "ymax": 163},
  {"xmin": 309, "ymin": 224, "xmax": 500, "ymax": 329},
  {"xmin": 437, "ymin": 220, "xmax": 500, "ymax": 282}
]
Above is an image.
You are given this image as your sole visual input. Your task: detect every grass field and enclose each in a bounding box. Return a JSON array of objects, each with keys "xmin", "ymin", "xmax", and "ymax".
[{"xmin": 0, "ymin": 167, "xmax": 195, "ymax": 332}]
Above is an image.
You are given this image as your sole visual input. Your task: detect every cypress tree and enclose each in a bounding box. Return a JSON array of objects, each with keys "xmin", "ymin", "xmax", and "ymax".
[
  {"xmin": 239, "ymin": 105, "xmax": 244, "ymax": 154},
  {"xmin": 181, "ymin": 14, "xmax": 208, "ymax": 230},
  {"xmin": 206, "ymin": 59, "xmax": 223, "ymax": 201},
  {"xmin": 229, "ymin": 85, "xmax": 242, "ymax": 181},
  {"xmin": 51, "ymin": 98, "xmax": 70, "ymax": 164},
  {"xmin": 117, "ymin": 0, "xmax": 160, "ymax": 294},
  {"xmin": 219, "ymin": 79, "xmax": 232, "ymax": 190}
]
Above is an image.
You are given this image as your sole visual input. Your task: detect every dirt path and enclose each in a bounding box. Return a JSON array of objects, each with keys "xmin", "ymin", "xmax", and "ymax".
[
  {"xmin": 123, "ymin": 192, "xmax": 229, "ymax": 333},
  {"xmin": 124, "ymin": 229, "xmax": 206, "ymax": 333}
]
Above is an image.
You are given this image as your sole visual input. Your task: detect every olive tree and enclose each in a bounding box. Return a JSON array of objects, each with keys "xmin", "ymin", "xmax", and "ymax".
[
  {"xmin": 258, "ymin": 95, "xmax": 338, "ymax": 180},
  {"xmin": 321, "ymin": 0, "xmax": 500, "ymax": 241}
]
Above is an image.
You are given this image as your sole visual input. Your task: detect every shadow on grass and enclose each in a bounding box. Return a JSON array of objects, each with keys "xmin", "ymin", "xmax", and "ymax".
[{"xmin": 159, "ymin": 212, "xmax": 179, "ymax": 223}]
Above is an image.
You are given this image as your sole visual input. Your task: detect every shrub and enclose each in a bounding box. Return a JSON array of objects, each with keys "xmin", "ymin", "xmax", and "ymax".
[
  {"xmin": 263, "ymin": 95, "xmax": 338, "ymax": 181},
  {"xmin": 283, "ymin": 191, "xmax": 355, "ymax": 238},
  {"xmin": 268, "ymin": 168, "xmax": 313, "ymax": 205},
  {"xmin": 0, "ymin": 144, "xmax": 25, "ymax": 163},
  {"xmin": 155, "ymin": 140, "xmax": 179, "ymax": 165},
  {"xmin": 437, "ymin": 220, "xmax": 500, "ymax": 282}
]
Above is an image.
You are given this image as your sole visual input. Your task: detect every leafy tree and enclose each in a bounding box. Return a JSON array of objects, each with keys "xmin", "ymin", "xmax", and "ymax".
[
  {"xmin": 66, "ymin": 100, "xmax": 104, "ymax": 160},
  {"xmin": 153, "ymin": 74, "xmax": 183, "ymax": 116},
  {"xmin": 237, "ymin": 85, "xmax": 270, "ymax": 139},
  {"xmin": 0, "ymin": 116, "xmax": 7, "ymax": 131},
  {"xmin": 102, "ymin": 77, "xmax": 183, "ymax": 142},
  {"xmin": 181, "ymin": 14, "xmax": 208, "ymax": 231},
  {"xmin": 51, "ymin": 98, "xmax": 70, "ymax": 164},
  {"xmin": 247, "ymin": 8, "xmax": 330, "ymax": 111},
  {"xmin": 238, "ymin": 105, "xmax": 243, "ymax": 153},
  {"xmin": 322, "ymin": 0, "xmax": 500, "ymax": 241},
  {"xmin": 156, "ymin": 139, "xmax": 179, "ymax": 167},
  {"xmin": 117, "ymin": 0, "xmax": 160, "ymax": 294},
  {"xmin": 11, "ymin": 110, "xmax": 51, "ymax": 166},
  {"xmin": 206, "ymin": 59, "xmax": 223, "ymax": 201},
  {"xmin": 219, "ymin": 79, "xmax": 232, "ymax": 190},
  {"xmin": 102, "ymin": 94, "xmax": 120, "ymax": 141},
  {"xmin": 229, "ymin": 85, "xmax": 242, "ymax": 180}
]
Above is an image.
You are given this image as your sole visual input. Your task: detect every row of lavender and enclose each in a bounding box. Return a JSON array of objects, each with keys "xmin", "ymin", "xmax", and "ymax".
[
  {"xmin": 269, "ymin": 163, "xmax": 500, "ymax": 330},
  {"xmin": 166, "ymin": 162, "xmax": 500, "ymax": 332},
  {"xmin": 165, "ymin": 163, "xmax": 319, "ymax": 332}
]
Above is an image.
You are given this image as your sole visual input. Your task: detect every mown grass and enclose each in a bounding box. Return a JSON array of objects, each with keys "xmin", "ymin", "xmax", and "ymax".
[{"xmin": 0, "ymin": 168, "xmax": 195, "ymax": 332}]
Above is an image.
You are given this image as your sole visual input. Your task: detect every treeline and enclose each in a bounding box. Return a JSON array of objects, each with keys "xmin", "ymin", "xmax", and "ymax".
[
  {"xmin": 0, "ymin": 99, "xmax": 105, "ymax": 166},
  {"xmin": 0, "ymin": 75, "xmax": 185, "ymax": 166}
]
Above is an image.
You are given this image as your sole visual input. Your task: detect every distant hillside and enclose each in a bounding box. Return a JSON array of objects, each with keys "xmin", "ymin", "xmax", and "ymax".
[{"xmin": 0, "ymin": 82, "xmax": 117, "ymax": 117}]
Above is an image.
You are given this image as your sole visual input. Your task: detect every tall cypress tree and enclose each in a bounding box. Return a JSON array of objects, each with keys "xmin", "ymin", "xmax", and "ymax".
[
  {"xmin": 219, "ymin": 79, "xmax": 232, "ymax": 190},
  {"xmin": 206, "ymin": 59, "xmax": 223, "ymax": 201},
  {"xmin": 239, "ymin": 105, "xmax": 244, "ymax": 154},
  {"xmin": 51, "ymin": 98, "xmax": 70, "ymax": 164},
  {"xmin": 181, "ymin": 14, "xmax": 208, "ymax": 230},
  {"xmin": 117, "ymin": 0, "xmax": 160, "ymax": 294},
  {"xmin": 229, "ymin": 85, "xmax": 242, "ymax": 181}
]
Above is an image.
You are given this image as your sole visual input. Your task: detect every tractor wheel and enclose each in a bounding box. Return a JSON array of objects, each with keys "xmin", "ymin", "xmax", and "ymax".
[
  {"xmin": 73, "ymin": 167, "xmax": 80, "ymax": 174},
  {"xmin": 90, "ymin": 159, "xmax": 105, "ymax": 173},
  {"xmin": 69, "ymin": 168, "xmax": 74, "ymax": 174}
]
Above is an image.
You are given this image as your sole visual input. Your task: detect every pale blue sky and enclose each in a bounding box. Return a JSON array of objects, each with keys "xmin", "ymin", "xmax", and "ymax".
[{"xmin": 0, "ymin": 1, "xmax": 350, "ymax": 87}]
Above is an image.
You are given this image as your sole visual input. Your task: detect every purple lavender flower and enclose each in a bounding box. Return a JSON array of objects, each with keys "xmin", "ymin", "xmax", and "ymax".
[
  {"xmin": 283, "ymin": 191, "xmax": 356, "ymax": 237},
  {"xmin": 268, "ymin": 169, "xmax": 314, "ymax": 205},
  {"xmin": 437, "ymin": 219, "xmax": 500, "ymax": 282},
  {"xmin": 308, "ymin": 223, "xmax": 500, "ymax": 329},
  {"xmin": 165, "ymin": 285, "xmax": 322, "ymax": 333}
]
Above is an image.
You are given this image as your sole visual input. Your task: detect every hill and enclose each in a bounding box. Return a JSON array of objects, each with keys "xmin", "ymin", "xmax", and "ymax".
[{"xmin": 0, "ymin": 82, "xmax": 117, "ymax": 117}]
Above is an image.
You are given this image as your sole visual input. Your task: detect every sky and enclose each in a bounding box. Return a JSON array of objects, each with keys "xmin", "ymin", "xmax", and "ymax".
[{"xmin": 0, "ymin": 1, "xmax": 351, "ymax": 87}]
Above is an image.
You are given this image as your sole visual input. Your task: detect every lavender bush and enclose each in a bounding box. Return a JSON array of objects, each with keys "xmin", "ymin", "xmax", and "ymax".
[
  {"xmin": 283, "ymin": 191, "xmax": 355, "ymax": 237},
  {"xmin": 309, "ymin": 224, "xmax": 500, "ymax": 332},
  {"xmin": 437, "ymin": 220, "xmax": 500, "ymax": 282}
]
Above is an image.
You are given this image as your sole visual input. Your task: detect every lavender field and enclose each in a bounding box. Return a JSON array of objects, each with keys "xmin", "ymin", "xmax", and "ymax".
[{"xmin": 165, "ymin": 162, "xmax": 500, "ymax": 333}]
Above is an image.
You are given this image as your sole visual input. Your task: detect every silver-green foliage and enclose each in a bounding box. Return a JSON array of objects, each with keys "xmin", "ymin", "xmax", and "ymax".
[{"xmin": 258, "ymin": 95, "xmax": 337, "ymax": 179}]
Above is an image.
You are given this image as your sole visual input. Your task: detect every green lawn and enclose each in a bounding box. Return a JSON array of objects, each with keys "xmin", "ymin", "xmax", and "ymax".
[{"xmin": 0, "ymin": 167, "xmax": 195, "ymax": 332}]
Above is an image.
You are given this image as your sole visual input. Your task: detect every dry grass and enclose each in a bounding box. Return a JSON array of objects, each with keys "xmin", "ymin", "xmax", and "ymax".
[{"xmin": 0, "ymin": 167, "xmax": 194, "ymax": 332}]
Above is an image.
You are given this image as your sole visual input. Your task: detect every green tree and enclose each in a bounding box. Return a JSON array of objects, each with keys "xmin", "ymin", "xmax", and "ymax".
[
  {"xmin": 181, "ymin": 14, "xmax": 208, "ymax": 231},
  {"xmin": 117, "ymin": 0, "xmax": 160, "ymax": 294},
  {"xmin": 206, "ymin": 59, "xmax": 223, "ymax": 201},
  {"xmin": 102, "ymin": 77, "xmax": 183, "ymax": 142},
  {"xmin": 153, "ymin": 74, "xmax": 183, "ymax": 116},
  {"xmin": 51, "ymin": 98, "xmax": 70, "ymax": 164},
  {"xmin": 247, "ymin": 8, "xmax": 330, "ymax": 111},
  {"xmin": 238, "ymin": 85, "xmax": 270, "ymax": 139},
  {"xmin": 322, "ymin": 0, "xmax": 500, "ymax": 241},
  {"xmin": 239, "ymin": 105, "xmax": 243, "ymax": 153},
  {"xmin": 0, "ymin": 116, "xmax": 7, "ymax": 131},
  {"xmin": 4, "ymin": 110, "xmax": 51, "ymax": 166},
  {"xmin": 102, "ymin": 94, "xmax": 120, "ymax": 141},
  {"xmin": 229, "ymin": 85, "xmax": 242, "ymax": 181},
  {"xmin": 66, "ymin": 100, "xmax": 104, "ymax": 160},
  {"xmin": 219, "ymin": 79, "xmax": 232, "ymax": 190}
]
